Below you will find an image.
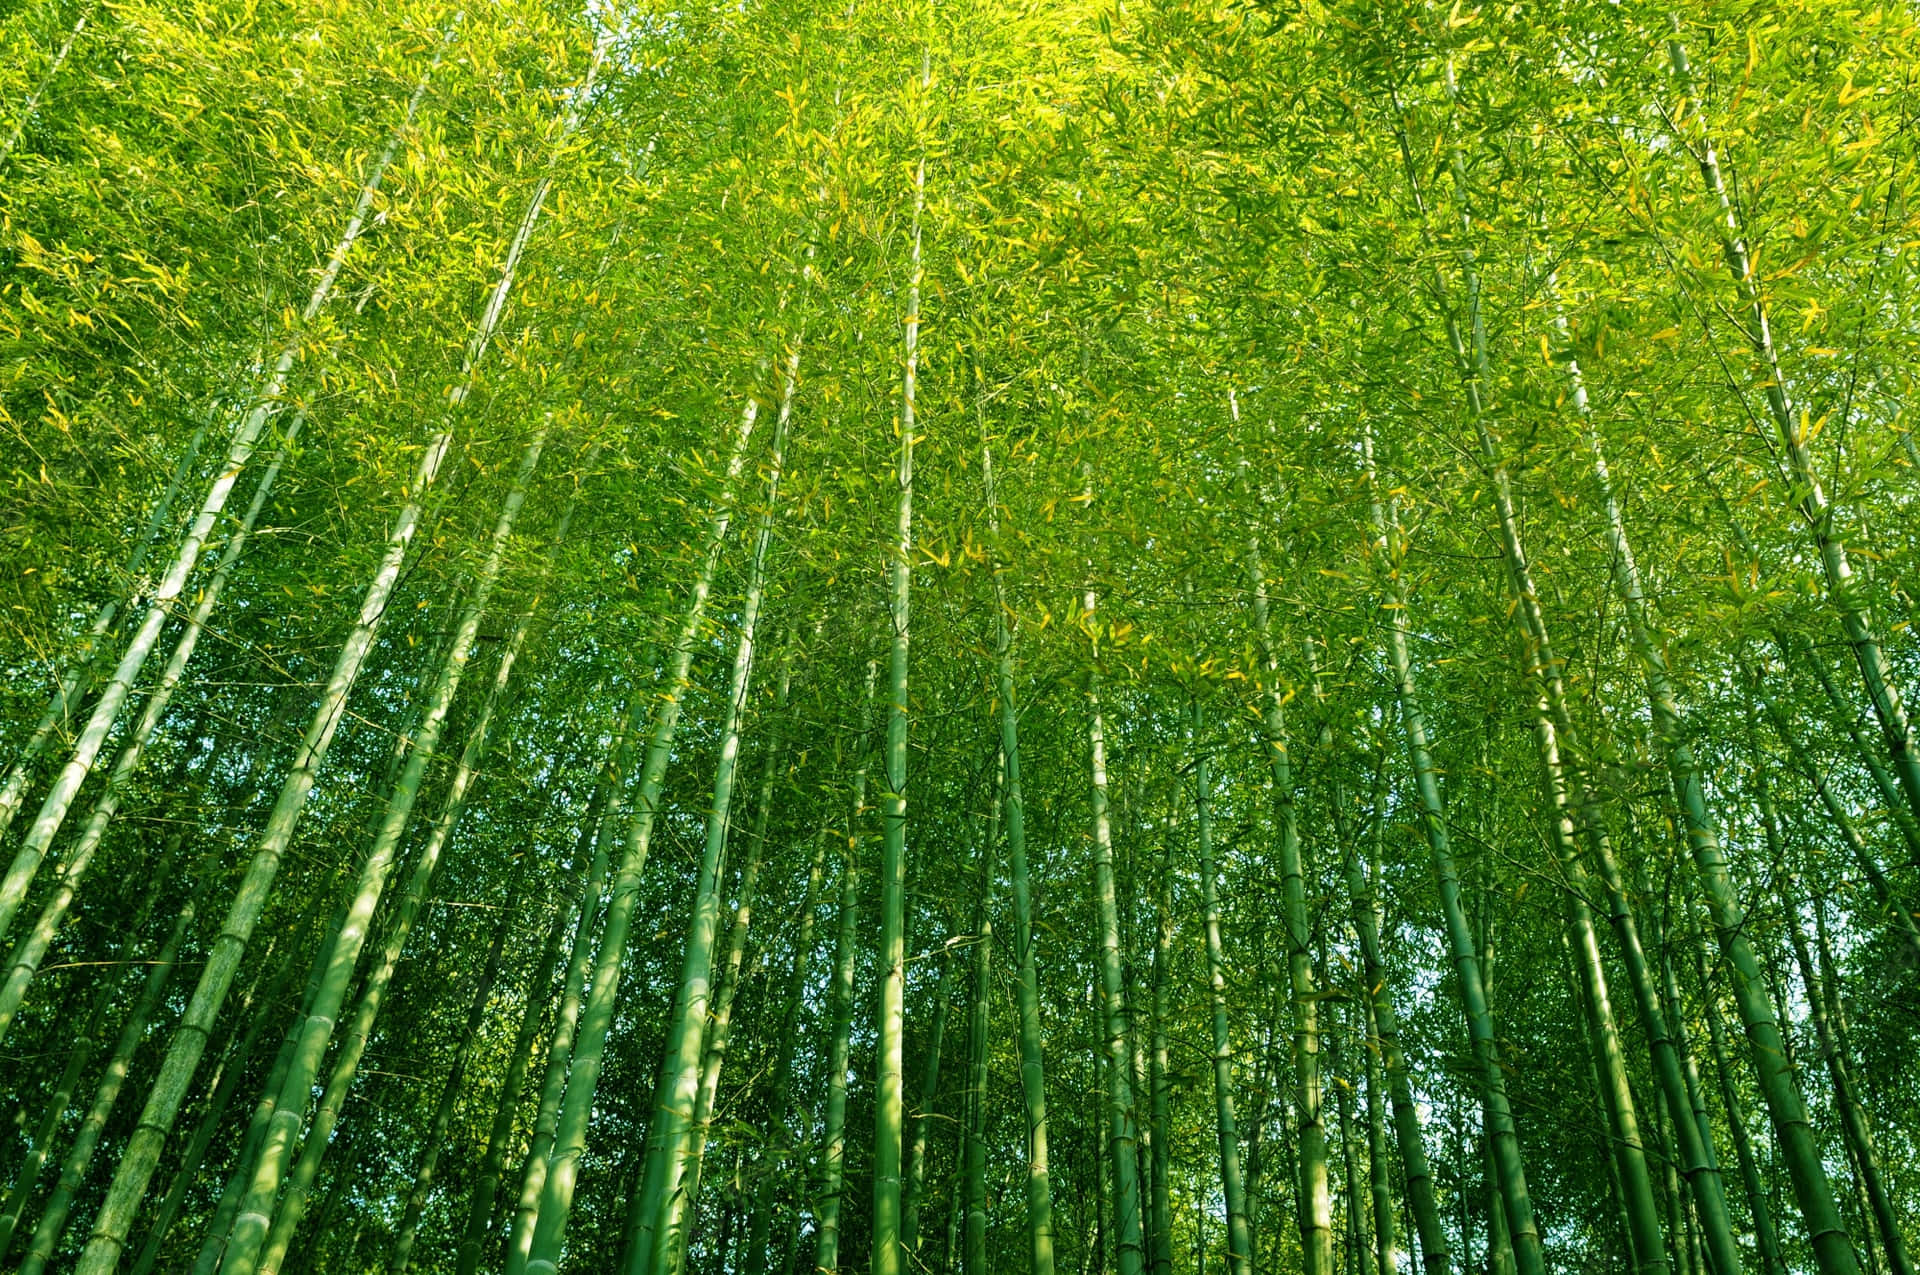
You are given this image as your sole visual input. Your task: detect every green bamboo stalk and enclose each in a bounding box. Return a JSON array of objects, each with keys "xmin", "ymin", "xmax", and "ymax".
[
  {"xmin": 15, "ymin": 863, "xmax": 218, "ymax": 1273},
  {"xmin": 503, "ymin": 747, "xmax": 629, "ymax": 1275},
  {"xmin": 1657, "ymin": 931, "xmax": 1722, "ymax": 1275},
  {"xmin": 742, "ymin": 827, "xmax": 827, "ymax": 1274},
  {"xmin": 1784, "ymin": 632, "xmax": 1920, "ymax": 869},
  {"xmin": 0, "ymin": 820, "xmax": 197, "ymax": 1260},
  {"xmin": 129, "ymin": 936, "xmax": 302, "ymax": 1275},
  {"xmin": 900, "ymin": 932, "xmax": 956, "ymax": 1256},
  {"xmin": 1124, "ymin": 849, "xmax": 1156, "ymax": 1275},
  {"xmin": 980, "ymin": 374, "xmax": 1057, "ymax": 1275},
  {"xmin": 1548, "ymin": 303, "xmax": 1755, "ymax": 1275},
  {"xmin": 0, "ymin": 47, "xmax": 441, "ymax": 946},
  {"xmin": 1361, "ymin": 987, "xmax": 1398, "ymax": 1275},
  {"xmin": 873, "ymin": 54, "xmax": 931, "ymax": 1274},
  {"xmin": 250, "ymin": 505, "xmax": 567, "ymax": 1275},
  {"xmin": 1412, "ymin": 65, "xmax": 1660, "ymax": 1272},
  {"xmin": 1188, "ymin": 696, "xmax": 1255, "ymax": 1275},
  {"xmin": 192, "ymin": 887, "xmax": 353, "ymax": 1275},
  {"xmin": 1531, "ymin": 696, "xmax": 1672, "ymax": 1275},
  {"xmin": 656, "ymin": 650, "xmax": 798, "ymax": 1274},
  {"xmin": 630, "ymin": 337, "xmax": 797, "ymax": 1275},
  {"xmin": 1330, "ymin": 747, "xmax": 1449, "ymax": 1275},
  {"xmin": 454, "ymin": 777, "xmax": 608, "ymax": 1275},
  {"xmin": 0, "ymin": 409, "xmax": 208, "ymax": 843},
  {"xmin": 0, "ymin": 0, "xmax": 92, "ymax": 168},
  {"xmin": 1690, "ymin": 935, "xmax": 1787, "ymax": 1275},
  {"xmin": 962, "ymin": 762, "xmax": 1000, "ymax": 1275},
  {"xmin": 1568, "ymin": 348, "xmax": 1859, "ymax": 1275},
  {"xmin": 521, "ymin": 375, "xmax": 760, "ymax": 1275},
  {"xmin": 1666, "ymin": 24, "xmax": 1920, "ymax": 850},
  {"xmin": 1146, "ymin": 845, "xmax": 1174, "ymax": 1275},
  {"xmin": 388, "ymin": 868, "xmax": 527, "ymax": 1275},
  {"xmin": 221, "ymin": 423, "xmax": 549, "ymax": 1275},
  {"xmin": 1328, "ymin": 1027, "xmax": 1375, "ymax": 1275},
  {"xmin": 1361, "ymin": 424, "xmax": 1544, "ymax": 1275},
  {"xmin": 80, "ymin": 404, "xmax": 453, "ymax": 1275},
  {"xmin": 1777, "ymin": 894, "xmax": 1910, "ymax": 1273},
  {"xmin": 1084, "ymin": 565, "xmax": 1146, "ymax": 1275},
  {"xmin": 1753, "ymin": 672, "xmax": 1920, "ymax": 968},
  {"xmin": 1563, "ymin": 920, "xmax": 1642, "ymax": 1273},
  {"xmin": 1436, "ymin": 259, "xmax": 1672, "ymax": 1275},
  {"xmin": 1244, "ymin": 525, "xmax": 1332, "ymax": 1275},
  {"xmin": 0, "ymin": 407, "xmax": 309, "ymax": 1047},
  {"xmin": 814, "ymin": 661, "xmax": 880, "ymax": 1275},
  {"xmin": 1486, "ymin": 1125, "xmax": 1517, "ymax": 1275}
]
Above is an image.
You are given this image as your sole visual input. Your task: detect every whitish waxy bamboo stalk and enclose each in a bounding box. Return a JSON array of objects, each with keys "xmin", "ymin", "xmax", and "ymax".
[
  {"xmin": 630, "ymin": 337, "xmax": 797, "ymax": 1275},
  {"xmin": 1361, "ymin": 425, "xmax": 1545, "ymax": 1275},
  {"xmin": 0, "ymin": 51, "xmax": 440, "ymax": 946},
  {"xmin": 0, "ymin": 412, "xmax": 208, "ymax": 842},
  {"xmin": 814, "ymin": 662, "xmax": 880, "ymax": 1275},
  {"xmin": 0, "ymin": 408, "xmax": 310, "ymax": 1048},
  {"xmin": 1187, "ymin": 698, "xmax": 1254, "ymax": 1275},
  {"xmin": 873, "ymin": 53, "xmax": 930, "ymax": 1275},
  {"xmin": 521, "ymin": 387, "xmax": 760, "ymax": 1275}
]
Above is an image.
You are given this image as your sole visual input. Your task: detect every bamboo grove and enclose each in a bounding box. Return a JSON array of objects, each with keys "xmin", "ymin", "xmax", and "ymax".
[{"xmin": 1, "ymin": 0, "xmax": 1918, "ymax": 1271}]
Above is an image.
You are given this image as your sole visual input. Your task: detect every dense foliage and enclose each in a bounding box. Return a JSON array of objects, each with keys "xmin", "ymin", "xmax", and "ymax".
[{"xmin": 1, "ymin": 1, "xmax": 1917, "ymax": 1273}]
